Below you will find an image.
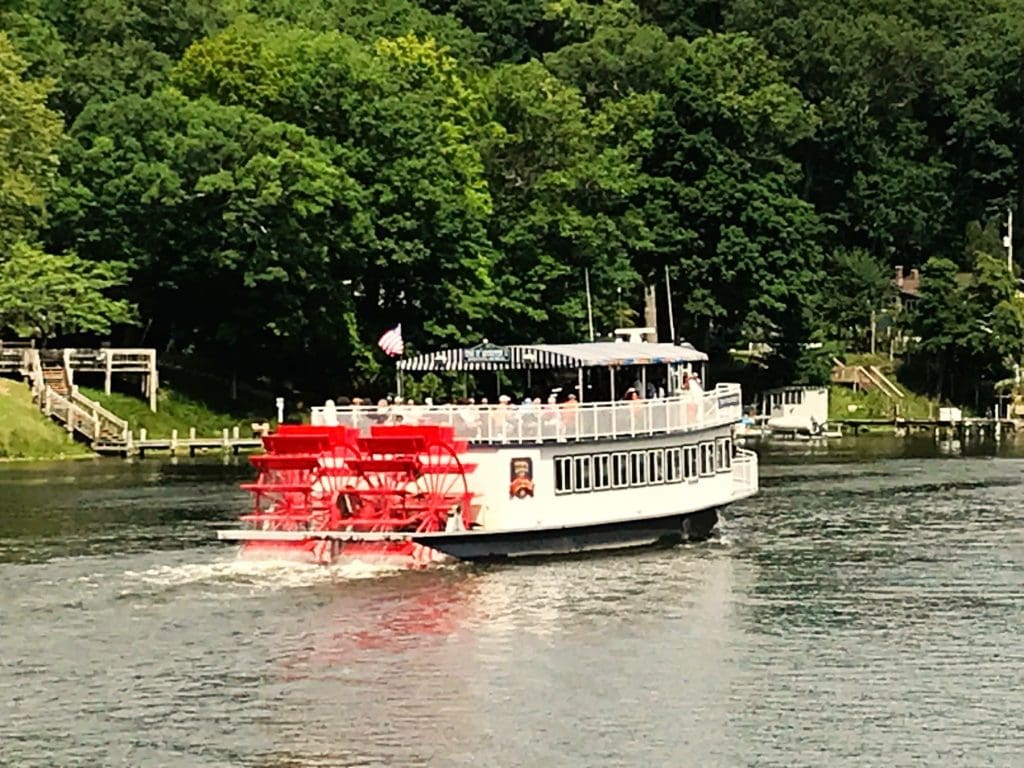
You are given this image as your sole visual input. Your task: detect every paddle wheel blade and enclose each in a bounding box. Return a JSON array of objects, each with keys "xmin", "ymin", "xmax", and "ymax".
[{"xmin": 230, "ymin": 424, "xmax": 476, "ymax": 566}]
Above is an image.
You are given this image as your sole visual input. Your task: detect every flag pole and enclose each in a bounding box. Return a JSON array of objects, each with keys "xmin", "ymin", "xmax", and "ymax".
[
  {"xmin": 665, "ymin": 264, "xmax": 677, "ymax": 342},
  {"xmin": 584, "ymin": 268, "xmax": 596, "ymax": 342}
]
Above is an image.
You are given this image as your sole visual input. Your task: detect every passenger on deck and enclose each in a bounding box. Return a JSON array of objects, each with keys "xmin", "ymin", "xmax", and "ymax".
[
  {"xmin": 492, "ymin": 394, "xmax": 513, "ymax": 440},
  {"xmin": 561, "ymin": 393, "xmax": 579, "ymax": 439},
  {"xmin": 322, "ymin": 399, "xmax": 339, "ymax": 426}
]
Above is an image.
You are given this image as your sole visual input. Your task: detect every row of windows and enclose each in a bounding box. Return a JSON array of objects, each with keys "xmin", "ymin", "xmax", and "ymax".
[
  {"xmin": 554, "ymin": 438, "xmax": 733, "ymax": 495},
  {"xmin": 771, "ymin": 390, "xmax": 806, "ymax": 406}
]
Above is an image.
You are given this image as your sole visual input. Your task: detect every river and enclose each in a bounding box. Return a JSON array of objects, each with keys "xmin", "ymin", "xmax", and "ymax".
[{"xmin": 1, "ymin": 437, "xmax": 1023, "ymax": 767}]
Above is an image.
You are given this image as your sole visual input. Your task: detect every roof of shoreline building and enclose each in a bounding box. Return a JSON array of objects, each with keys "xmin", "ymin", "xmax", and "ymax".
[{"xmin": 397, "ymin": 341, "xmax": 708, "ymax": 372}]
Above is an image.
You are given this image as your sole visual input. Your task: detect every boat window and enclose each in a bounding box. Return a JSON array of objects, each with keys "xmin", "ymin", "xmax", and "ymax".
[
  {"xmin": 629, "ymin": 450, "xmax": 647, "ymax": 485},
  {"xmin": 716, "ymin": 437, "xmax": 732, "ymax": 471},
  {"xmin": 699, "ymin": 442, "xmax": 715, "ymax": 476},
  {"xmin": 666, "ymin": 448, "xmax": 682, "ymax": 482},
  {"xmin": 648, "ymin": 449, "xmax": 665, "ymax": 484},
  {"xmin": 574, "ymin": 455, "xmax": 592, "ymax": 492},
  {"xmin": 683, "ymin": 445, "xmax": 698, "ymax": 481},
  {"xmin": 612, "ymin": 452, "xmax": 629, "ymax": 488},
  {"xmin": 593, "ymin": 454, "xmax": 612, "ymax": 490},
  {"xmin": 555, "ymin": 456, "xmax": 573, "ymax": 494}
]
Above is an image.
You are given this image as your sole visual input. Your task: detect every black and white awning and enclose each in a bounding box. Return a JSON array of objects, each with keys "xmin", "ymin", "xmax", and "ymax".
[{"xmin": 396, "ymin": 342, "xmax": 707, "ymax": 372}]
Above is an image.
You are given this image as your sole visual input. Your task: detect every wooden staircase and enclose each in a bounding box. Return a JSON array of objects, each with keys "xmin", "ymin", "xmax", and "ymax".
[
  {"xmin": 832, "ymin": 358, "xmax": 905, "ymax": 399},
  {"xmin": 42, "ymin": 365, "xmax": 69, "ymax": 396},
  {"xmin": 7, "ymin": 348, "xmax": 131, "ymax": 446}
]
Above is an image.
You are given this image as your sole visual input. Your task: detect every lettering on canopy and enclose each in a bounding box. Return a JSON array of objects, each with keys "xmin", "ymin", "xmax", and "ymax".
[{"xmin": 466, "ymin": 344, "xmax": 510, "ymax": 363}]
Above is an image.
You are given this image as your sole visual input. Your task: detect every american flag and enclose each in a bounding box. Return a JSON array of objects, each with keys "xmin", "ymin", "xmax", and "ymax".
[{"xmin": 377, "ymin": 324, "xmax": 404, "ymax": 356}]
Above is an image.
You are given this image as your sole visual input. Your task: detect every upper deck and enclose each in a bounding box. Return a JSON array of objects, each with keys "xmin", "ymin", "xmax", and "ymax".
[{"xmin": 311, "ymin": 383, "xmax": 743, "ymax": 446}]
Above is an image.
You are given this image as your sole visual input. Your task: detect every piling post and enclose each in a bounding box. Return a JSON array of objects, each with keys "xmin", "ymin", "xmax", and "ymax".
[
  {"xmin": 170, "ymin": 429, "xmax": 178, "ymax": 454},
  {"xmin": 222, "ymin": 428, "xmax": 229, "ymax": 450},
  {"xmin": 189, "ymin": 426, "xmax": 197, "ymax": 457}
]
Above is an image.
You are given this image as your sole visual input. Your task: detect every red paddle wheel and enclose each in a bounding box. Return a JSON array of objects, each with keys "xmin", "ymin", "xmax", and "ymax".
[{"xmin": 237, "ymin": 424, "xmax": 476, "ymax": 566}]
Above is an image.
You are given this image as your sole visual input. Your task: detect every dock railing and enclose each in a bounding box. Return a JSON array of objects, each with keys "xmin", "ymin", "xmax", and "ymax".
[{"xmin": 312, "ymin": 383, "xmax": 744, "ymax": 445}]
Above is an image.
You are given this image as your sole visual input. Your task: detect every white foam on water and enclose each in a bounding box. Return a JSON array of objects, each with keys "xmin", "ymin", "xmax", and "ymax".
[{"xmin": 125, "ymin": 555, "xmax": 406, "ymax": 592}]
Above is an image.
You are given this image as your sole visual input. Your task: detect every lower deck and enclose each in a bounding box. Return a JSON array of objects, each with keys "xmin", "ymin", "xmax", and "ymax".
[{"xmin": 465, "ymin": 426, "xmax": 757, "ymax": 532}]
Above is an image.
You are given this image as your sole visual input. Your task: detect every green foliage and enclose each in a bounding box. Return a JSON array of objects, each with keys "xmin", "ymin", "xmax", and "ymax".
[
  {"xmin": 0, "ymin": 243, "xmax": 135, "ymax": 338},
  {"xmin": 909, "ymin": 239, "xmax": 1024, "ymax": 404},
  {"xmin": 54, "ymin": 87, "xmax": 372, "ymax": 383},
  {"xmin": 0, "ymin": 31, "xmax": 62, "ymax": 252},
  {"xmin": 821, "ymin": 248, "xmax": 893, "ymax": 348},
  {"xmin": 479, "ymin": 59, "xmax": 644, "ymax": 341},
  {"xmin": 4, "ymin": 0, "xmax": 1023, "ymax": 410},
  {"xmin": 78, "ymin": 386, "xmax": 261, "ymax": 437}
]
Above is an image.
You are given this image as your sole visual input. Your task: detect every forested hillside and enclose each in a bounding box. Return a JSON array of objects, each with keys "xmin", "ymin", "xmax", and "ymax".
[{"xmin": 3, "ymin": 0, "xmax": 1024, "ymax": 403}]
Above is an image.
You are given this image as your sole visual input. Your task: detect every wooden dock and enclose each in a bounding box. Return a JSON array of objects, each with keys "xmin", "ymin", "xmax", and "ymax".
[
  {"xmin": 94, "ymin": 427, "xmax": 263, "ymax": 457},
  {"xmin": 834, "ymin": 416, "xmax": 1018, "ymax": 441}
]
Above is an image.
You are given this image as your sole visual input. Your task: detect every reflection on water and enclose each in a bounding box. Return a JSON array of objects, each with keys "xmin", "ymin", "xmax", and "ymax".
[{"xmin": 2, "ymin": 442, "xmax": 1024, "ymax": 766}]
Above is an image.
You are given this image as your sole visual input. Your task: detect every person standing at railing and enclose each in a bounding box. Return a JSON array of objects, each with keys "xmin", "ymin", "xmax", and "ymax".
[
  {"xmin": 561, "ymin": 393, "xmax": 579, "ymax": 439},
  {"xmin": 459, "ymin": 397, "xmax": 482, "ymax": 439},
  {"xmin": 322, "ymin": 399, "xmax": 339, "ymax": 426},
  {"xmin": 681, "ymin": 372, "xmax": 702, "ymax": 425}
]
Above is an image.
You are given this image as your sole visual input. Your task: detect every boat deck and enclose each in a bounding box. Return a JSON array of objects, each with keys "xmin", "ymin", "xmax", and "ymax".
[{"xmin": 310, "ymin": 384, "xmax": 743, "ymax": 445}]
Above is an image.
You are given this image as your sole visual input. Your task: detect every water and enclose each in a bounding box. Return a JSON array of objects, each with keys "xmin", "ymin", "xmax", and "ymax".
[{"xmin": 2, "ymin": 438, "xmax": 1023, "ymax": 767}]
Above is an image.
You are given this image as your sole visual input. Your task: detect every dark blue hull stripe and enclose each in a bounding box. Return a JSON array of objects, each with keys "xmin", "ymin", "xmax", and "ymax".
[{"xmin": 412, "ymin": 507, "xmax": 721, "ymax": 562}]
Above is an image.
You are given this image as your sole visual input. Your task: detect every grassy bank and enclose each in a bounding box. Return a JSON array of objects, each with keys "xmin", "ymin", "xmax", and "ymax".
[
  {"xmin": 0, "ymin": 379, "xmax": 92, "ymax": 460},
  {"xmin": 79, "ymin": 386, "xmax": 269, "ymax": 438},
  {"xmin": 829, "ymin": 385, "xmax": 944, "ymax": 422}
]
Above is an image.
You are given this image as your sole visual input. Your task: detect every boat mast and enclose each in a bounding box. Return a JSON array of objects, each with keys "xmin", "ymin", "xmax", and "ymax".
[
  {"xmin": 584, "ymin": 268, "xmax": 596, "ymax": 342},
  {"xmin": 665, "ymin": 264, "xmax": 676, "ymax": 342}
]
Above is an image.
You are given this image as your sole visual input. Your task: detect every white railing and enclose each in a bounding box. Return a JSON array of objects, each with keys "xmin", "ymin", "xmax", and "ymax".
[
  {"xmin": 70, "ymin": 386, "xmax": 129, "ymax": 442},
  {"xmin": 64, "ymin": 347, "xmax": 156, "ymax": 372},
  {"xmin": 43, "ymin": 387, "xmax": 102, "ymax": 441},
  {"xmin": 311, "ymin": 383, "xmax": 744, "ymax": 444},
  {"xmin": 732, "ymin": 447, "xmax": 759, "ymax": 497}
]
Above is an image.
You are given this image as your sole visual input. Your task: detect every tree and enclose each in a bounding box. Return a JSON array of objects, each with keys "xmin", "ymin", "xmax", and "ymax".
[
  {"xmin": 909, "ymin": 255, "xmax": 969, "ymax": 399},
  {"xmin": 0, "ymin": 31, "xmax": 63, "ymax": 254},
  {"xmin": 479, "ymin": 60, "xmax": 645, "ymax": 342},
  {"xmin": 727, "ymin": 2, "xmax": 956, "ymax": 264},
  {"xmin": 821, "ymin": 248, "xmax": 893, "ymax": 351},
  {"xmin": 52, "ymin": 89, "xmax": 373, "ymax": 387},
  {"xmin": 0, "ymin": 243, "xmax": 135, "ymax": 338},
  {"xmin": 173, "ymin": 26, "xmax": 502, "ymax": 357}
]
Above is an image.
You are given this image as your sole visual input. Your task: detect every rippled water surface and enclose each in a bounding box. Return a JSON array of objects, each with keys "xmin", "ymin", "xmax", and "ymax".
[{"xmin": 2, "ymin": 439, "xmax": 1024, "ymax": 767}]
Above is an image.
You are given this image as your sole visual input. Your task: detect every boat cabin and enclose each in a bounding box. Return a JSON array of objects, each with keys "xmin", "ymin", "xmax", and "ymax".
[{"xmin": 757, "ymin": 386, "xmax": 829, "ymax": 432}]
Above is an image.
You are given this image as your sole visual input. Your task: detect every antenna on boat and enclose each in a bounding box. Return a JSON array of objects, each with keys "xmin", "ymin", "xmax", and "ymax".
[
  {"xmin": 584, "ymin": 268, "xmax": 596, "ymax": 341},
  {"xmin": 665, "ymin": 264, "xmax": 677, "ymax": 342}
]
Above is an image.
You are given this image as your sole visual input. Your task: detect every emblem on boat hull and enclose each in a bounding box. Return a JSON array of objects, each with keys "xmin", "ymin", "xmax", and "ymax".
[{"xmin": 510, "ymin": 457, "xmax": 534, "ymax": 498}]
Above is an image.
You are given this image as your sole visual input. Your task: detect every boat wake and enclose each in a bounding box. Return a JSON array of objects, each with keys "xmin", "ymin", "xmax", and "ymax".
[{"xmin": 125, "ymin": 556, "xmax": 405, "ymax": 592}]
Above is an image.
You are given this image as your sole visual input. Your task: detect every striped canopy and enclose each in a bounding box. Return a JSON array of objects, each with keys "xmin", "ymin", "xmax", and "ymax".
[{"xmin": 396, "ymin": 341, "xmax": 708, "ymax": 372}]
